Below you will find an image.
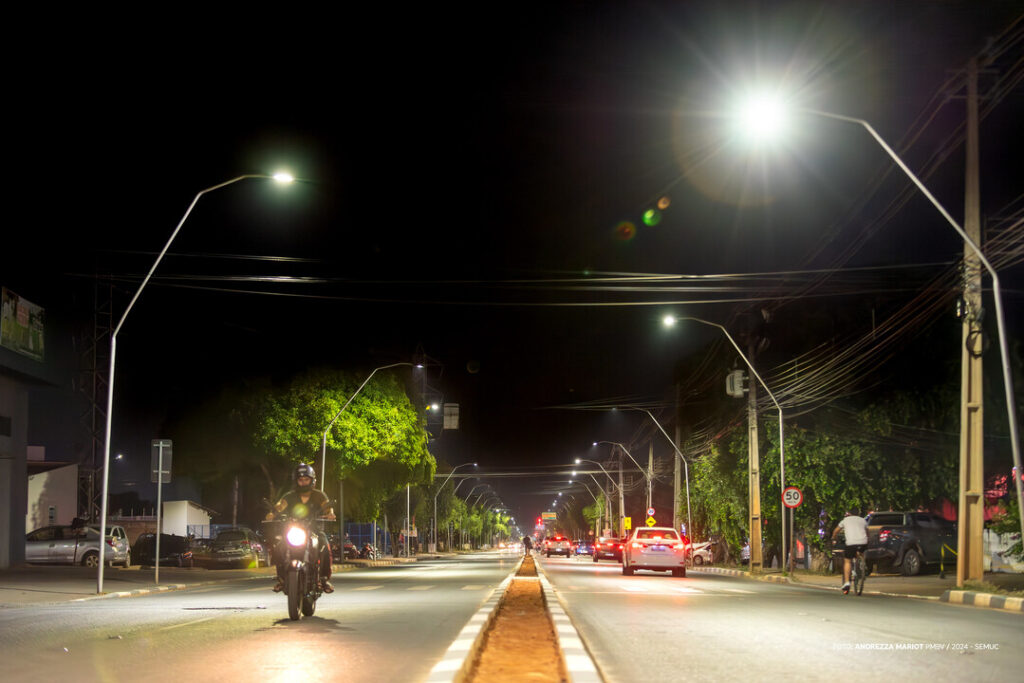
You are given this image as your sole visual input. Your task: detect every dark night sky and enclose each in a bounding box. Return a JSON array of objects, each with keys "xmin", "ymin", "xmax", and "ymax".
[{"xmin": 10, "ymin": 2, "xmax": 1023, "ymax": 527}]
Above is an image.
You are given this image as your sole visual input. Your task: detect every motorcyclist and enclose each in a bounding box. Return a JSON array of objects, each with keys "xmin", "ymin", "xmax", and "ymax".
[
  {"xmin": 522, "ymin": 535, "xmax": 533, "ymax": 556},
  {"xmin": 266, "ymin": 463, "xmax": 335, "ymax": 593}
]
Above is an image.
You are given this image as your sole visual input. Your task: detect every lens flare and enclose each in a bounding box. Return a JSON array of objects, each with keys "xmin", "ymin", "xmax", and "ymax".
[
  {"xmin": 614, "ymin": 221, "xmax": 637, "ymax": 241},
  {"xmin": 642, "ymin": 209, "xmax": 662, "ymax": 227},
  {"xmin": 657, "ymin": 196, "xmax": 671, "ymax": 210}
]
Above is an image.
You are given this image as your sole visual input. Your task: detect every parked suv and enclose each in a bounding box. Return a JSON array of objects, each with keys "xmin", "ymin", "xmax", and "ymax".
[
  {"xmin": 133, "ymin": 533, "xmax": 194, "ymax": 567},
  {"xmin": 863, "ymin": 511, "xmax": 956, "ymax": 576}
]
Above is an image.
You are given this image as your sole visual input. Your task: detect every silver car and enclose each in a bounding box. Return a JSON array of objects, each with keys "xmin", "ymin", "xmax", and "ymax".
[
  {"xmin": 88, "ymin": 524, "xmax": 132, "ymax": 567},
  {"xmin": 25, "ymin": 526, "xmax": 103, "ymax": 567}
]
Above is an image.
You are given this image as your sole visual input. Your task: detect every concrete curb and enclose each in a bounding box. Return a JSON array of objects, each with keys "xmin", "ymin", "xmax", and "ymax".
[
  {"xmin": 698, "ymin": 566, "xmax": 1024, "ymax": 613},
  {"xmin": 941, "ymin": 590, "xmax": 1024, "ymax": 614},
  {"xmin": 424, "ymin": 558, "xmax": 521, "ymax": 683},
  {"xmin": 536, "ymin": 566, "xmax": 603, "ymax": 683}
]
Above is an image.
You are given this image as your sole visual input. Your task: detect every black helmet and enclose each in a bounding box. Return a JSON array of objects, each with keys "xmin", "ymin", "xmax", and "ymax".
[{"xmin": 294, "ymin": 463, "xmax": 316, "ymax": 491}]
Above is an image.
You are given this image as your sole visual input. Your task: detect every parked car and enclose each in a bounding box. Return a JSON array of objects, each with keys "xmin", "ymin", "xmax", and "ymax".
[
  {"xmin": 201, "ymin": 527, "xmax": 269, "ymax": 569},
  {"xmin": 26, "ymin": 525, "xmax": 106, "ymax": 567},
  {"xmin": 543, "ymin": 535, "xmax": 572, "ymax": 557},
  {"xmin": 573, "ymin": 539, "xmax": 595, "ymax": 556},
  {"xmin": 863, "ymin": 511, "xmax": 956, "ymax": 576},
  {"xmin": 622, "ymin": 526, "xmax": 687, "ymax": 577},
  {"xmin": 87, "ymin": 524, "xmax": 132, "ymax": 567},
  {"xmin": 592, "ymin": 536, "xmax": 624, "ymax": 563},
  {"xmin": 689, "ymin": 541, "xmax": 713, "ymax": 566},
  {"xmin": 133, "ymin": 533, "xmax": 195, "ymax": 567}
]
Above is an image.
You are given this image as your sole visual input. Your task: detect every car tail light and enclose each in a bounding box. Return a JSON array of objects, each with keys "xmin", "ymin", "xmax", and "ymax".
[
  {"xmin": 879, "ymin": 529, "xmax": 891, "ymax": 542},
  {"xmin": 672, "ymin": 543, "xmax": 685, "ymax": 550},
  {"xmin": 632, "ymin": 542, "xmax": 642, "ymax": 549},
  {"xmin": 106, "ymin": 539, "xmax": 116, "ymax": 547}
]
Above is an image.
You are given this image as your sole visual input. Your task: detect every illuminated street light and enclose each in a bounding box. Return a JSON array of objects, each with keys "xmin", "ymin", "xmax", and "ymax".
[
  {"xmin": 619, "ymin": 406, "xmax": 692, "ymax": 542},
  {"xmin": 433, "ymin": 462, "xmax": 477, "ymax": 552},
  {"xmin": 97, "ymin": 172, "xmax": 293, "ymax": 594},
  {"xmin": 734, "ymin": 99, "xmax": 1023, "ymax": 566},
  {"xmin": 664, "ymin": 314, "xmax": 783, "ymax": 569},
  {"xmin": 594, "ymin": 440, "xmax": 651, "ymax": 510}
]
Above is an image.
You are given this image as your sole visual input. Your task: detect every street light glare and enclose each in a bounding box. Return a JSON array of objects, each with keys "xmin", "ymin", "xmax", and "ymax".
[
  {"xmin": 272, "ymin": 172, "xmax": 295, "ymax": 183},
  {"xmin": 662, "ymin": 314, "xmax": 677, "ymax": 328},
  {"xmin": 737, "ymin": 93, "xmax": 787, "ymax": 142}
]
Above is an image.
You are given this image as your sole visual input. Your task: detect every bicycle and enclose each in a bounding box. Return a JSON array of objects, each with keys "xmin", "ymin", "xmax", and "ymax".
[{"xmin": 848, "ymin": 549, "xmax": 866, "ymax": 596}]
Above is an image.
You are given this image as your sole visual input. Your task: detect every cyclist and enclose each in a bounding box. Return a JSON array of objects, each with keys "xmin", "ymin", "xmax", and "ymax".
[
  {"xmin": 832, "ymin": 510, "xmax": 869, "ymax": 594},
  {"xmin": 522, "ymin": 535, "xmax": 533, "ymax": 557}
]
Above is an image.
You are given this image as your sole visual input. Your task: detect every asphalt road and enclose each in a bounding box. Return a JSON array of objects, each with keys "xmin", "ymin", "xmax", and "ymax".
[
  {"xmin": 539, "ymin": 554, "xmax": 1024, "ymax": 682},
  {"xmin": 0, "ymin": 552, "xmax": 518, "ymax": 682}
]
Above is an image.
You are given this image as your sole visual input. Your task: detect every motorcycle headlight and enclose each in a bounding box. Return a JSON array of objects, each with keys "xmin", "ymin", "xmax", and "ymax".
[{"xmin": 286, "ymin": 526, "xmax": 307, "ymax": 547}]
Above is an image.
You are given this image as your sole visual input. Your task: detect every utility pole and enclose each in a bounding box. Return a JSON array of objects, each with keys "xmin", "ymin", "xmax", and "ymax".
[
  {"xmin": 673, "ymin": 383, "xmax": 682, "ymax": 533},
  {"xmin": 618, "ymin": 449, "xmax": 626, "ymax": 537},
  {"xmin": 957, "ymin": 57, "xmax": 985, "ymax": 586},
  {"xmin": 648, "ymin": 442, "xmax": 654, "ymax": 512},
  {"xmin": 747, "ymin": 339, "xmax": 764, "ymax": 572}
]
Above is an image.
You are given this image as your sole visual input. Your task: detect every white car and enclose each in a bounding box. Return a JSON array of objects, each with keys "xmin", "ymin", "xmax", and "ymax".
[
  {"xmin": 689, "ymin": 541, "xmax": 712, "ymax": 566},
  {"xmin": 622, "ymin": 527, "xmax": 687, "ymax": 577}
]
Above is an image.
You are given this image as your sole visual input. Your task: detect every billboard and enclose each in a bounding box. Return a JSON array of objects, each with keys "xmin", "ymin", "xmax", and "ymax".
[{"xmin": 1, "ymin": 288, "xmax": 45, "ymax": 362}]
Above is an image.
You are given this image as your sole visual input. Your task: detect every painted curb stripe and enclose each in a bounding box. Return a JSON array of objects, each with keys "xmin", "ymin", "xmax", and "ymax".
[
  {"xmin": 424, "ymin": 559, "xmax": 520, "ymax": 682},
  {"xmin": 537, "ymin": 569, "xmax": 603, "ymax": 683},
  {"xmin": 942, "ymin": 590, "xmax": 1024, "ymax": 613}
]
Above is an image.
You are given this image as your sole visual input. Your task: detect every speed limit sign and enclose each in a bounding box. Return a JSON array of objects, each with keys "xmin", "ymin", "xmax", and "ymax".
[{"xmin": 782, "ymin": 486, "xmax": 803, "ymax": 508}]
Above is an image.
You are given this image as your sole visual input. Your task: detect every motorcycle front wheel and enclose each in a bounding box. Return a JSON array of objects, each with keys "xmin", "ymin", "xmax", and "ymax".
[{"xmin": 287, "ymin": 571, "xmax": 301, "ymax": 621}]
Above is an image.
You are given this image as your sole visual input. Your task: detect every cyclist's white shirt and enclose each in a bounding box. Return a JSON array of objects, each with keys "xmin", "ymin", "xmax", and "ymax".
[{"xmin": 838, "ymin": 515, "xmax": 869, "ymax": 546}]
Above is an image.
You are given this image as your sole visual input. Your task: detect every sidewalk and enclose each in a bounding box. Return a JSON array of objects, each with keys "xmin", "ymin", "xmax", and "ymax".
[
  {"xmin": 0, "ymin": 555, "xmax": 429, "ymax": 608},
  {"xmin": 700, "ymin": 565, "xmax": 1024, "ymax": 613}
]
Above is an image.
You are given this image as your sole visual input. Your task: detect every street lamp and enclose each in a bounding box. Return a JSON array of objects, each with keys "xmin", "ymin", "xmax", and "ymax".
[
  {"xmin": 433, "ymin": 462, "xmax": 477, "ymax": 552},
  {"xmin": 736, "ymin": 98, "xmax": 1023, "ymax": 569},
  {"xmin": 619, "ymin": 407, "xmax": 692, "ymax": 543},
  {"xmin": 97, "ymin": 172, "xmax": 293, "ymax": 594},
  {"xmin": 594, "ymin": 440, "xmax": 652, "ymax": 510},
  {"xmin": 664, "ymin": 314, "xmax": 785, "ymax": 570},
  {"xmin": 321, "ymin": 362, "xmax": 422, "ymax": 479}
]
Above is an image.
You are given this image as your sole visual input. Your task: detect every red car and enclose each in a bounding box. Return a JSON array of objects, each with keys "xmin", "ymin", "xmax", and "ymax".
[{"xmin": 592, "ymin": 536, "xmax": 624, "ymax": 562}]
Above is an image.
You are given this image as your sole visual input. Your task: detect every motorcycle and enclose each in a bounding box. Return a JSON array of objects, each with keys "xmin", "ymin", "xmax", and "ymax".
[
  {"xmin": 359, "ymin": 542, "xmax": 377, "ymax": 560},
  {"xmin": 265, "ymin": 515, "xmax": 328, "ymax": 621}
]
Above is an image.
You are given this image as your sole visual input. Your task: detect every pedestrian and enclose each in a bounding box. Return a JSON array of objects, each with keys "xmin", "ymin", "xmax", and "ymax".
[{"xmin": 522, "ymin": 535, "xmax": 533, "ymax": 557}]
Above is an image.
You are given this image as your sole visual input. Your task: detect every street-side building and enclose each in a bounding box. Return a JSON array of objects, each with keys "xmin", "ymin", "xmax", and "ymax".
[
  {"xmin": 1, "ymin": 286, "xmax": 59, "ymax": 568},
  {"xmin": 26, "ymin": 458, "xmax": 79, "ymax": 532}
]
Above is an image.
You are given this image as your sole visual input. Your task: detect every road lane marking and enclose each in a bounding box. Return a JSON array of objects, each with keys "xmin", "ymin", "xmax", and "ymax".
[
  {"xmin": 671, "ymin": 586, "xmax": 704, "ymax": 594},
  {"xmin": 621, "ymin": 585, "xmax": 649, "ymax": 592},
  {"xmin": 408, "ymin": 585, "xmax": 434, "ymax": 590},
  {"xmin": 460, "ymin": 585, "xmax": 486, "ymax": 590},
  {"xmin": 722, "ymin": 588, "xmax": 755, "ymax": 594},
  {"xmin": 352, "ymin": 585, "xmax": 382, "ymax": 591},
  {"xmin": 159, "ymin": 617, "xmax": 214, "ymax": 631}
]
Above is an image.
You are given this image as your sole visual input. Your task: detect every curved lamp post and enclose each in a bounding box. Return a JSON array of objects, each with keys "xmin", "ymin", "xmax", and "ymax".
[
  {"xmin": 433, "ymin": 462, "xmax": 477, "ymax": 552},
  {"xmin": 738, "ymin": 99, "xmax": 1023, "ymax": 569},
  {"xmin": 663, "ymin": 315, "xmax": 785, "ymax": 570},
  {"xmin": 97, "ymin": 173, "xmax": 294, "ymax": 593},
  {"xmin": 594, "ymin": 440, "xmax": 652, "ymax": 511}
]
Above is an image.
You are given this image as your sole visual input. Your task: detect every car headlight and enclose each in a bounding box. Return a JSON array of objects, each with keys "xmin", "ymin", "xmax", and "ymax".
[{"xmin": 286, "ymin": 526, "xmax": 307, "ymax": 547}]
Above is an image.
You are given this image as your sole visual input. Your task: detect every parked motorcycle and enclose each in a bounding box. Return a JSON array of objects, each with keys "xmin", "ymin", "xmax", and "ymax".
[
  {"xmin": 265, "ymin": 516, "xmax": 328, "ymax": 621},
  {"xmin": 359, "ymin": 542, "xmax": 377, "ymax": 560}
]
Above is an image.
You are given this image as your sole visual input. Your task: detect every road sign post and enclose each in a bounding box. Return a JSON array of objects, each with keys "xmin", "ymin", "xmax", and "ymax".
[
  {"xmin": 782, "ymin": 486, "xmax": 802, "ymax": 575},
  {"xmin": 151, "ymin": 439, "xmax": 172, "ymax": 584}
]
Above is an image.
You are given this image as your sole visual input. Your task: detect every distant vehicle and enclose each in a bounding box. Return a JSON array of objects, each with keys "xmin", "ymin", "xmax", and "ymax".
[
  {"xmin": 87, "ymin": 524, "xmax": 132, "ymax": 567},
  {"xmin": 133, "ymin": 533, "xmax": 194, "ymax": 567},
  {"xmin": 25, "ymin": 526, "xmax": 106, "ymax": 567},
  {"xmin": 622, "ymin": 527, "xmax": 687, "ymax": 577},
  {"xmin": 201, "ymin": 528, "xmax": 268, "ymax": 569},
  {"xmin": 863, "ymin": 511, "xmax": 956, "ymax": 576},
  {"xmin": 689, "ymin": 541, "xmax": 713, "ymax": 566},
  {"xmin": 592, "ymin": 537, "xmax": 624, "ymax": 563},
  {"xmin": 573, "ymin": 539, "xmax": 595, "ymax": 556},
  {"xmin": 543, "ymin": 536, "xmax": 572, "ymax": 557}
]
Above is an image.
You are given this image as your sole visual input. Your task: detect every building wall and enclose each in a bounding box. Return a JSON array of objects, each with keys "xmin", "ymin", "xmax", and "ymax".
[
  {"xmin": 26, "ymin": 463, "xmax": 78, "ymax": 531},
  {"xmin": 0, "ymin": 374, "xmax": 28, "ymax": 568}
]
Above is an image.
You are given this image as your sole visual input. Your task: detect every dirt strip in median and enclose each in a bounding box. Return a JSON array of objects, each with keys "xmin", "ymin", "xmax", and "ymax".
[{"xmin": 467, "ymin": 555, "xmax": 568, "ymax": 682}]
